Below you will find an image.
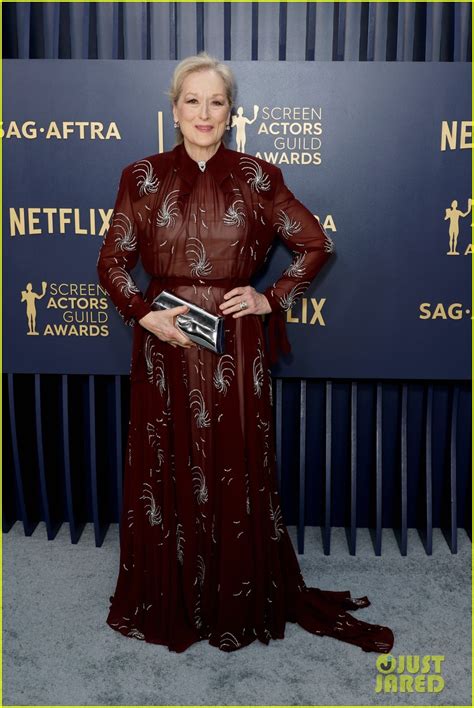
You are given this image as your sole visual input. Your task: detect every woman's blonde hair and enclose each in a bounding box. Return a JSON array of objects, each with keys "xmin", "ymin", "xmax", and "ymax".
[{"xmin": 167, "ymin": 52, "xmax": 236, "ymax": 145}]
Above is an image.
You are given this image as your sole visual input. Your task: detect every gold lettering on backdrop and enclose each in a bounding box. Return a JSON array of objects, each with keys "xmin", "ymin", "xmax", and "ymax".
[
  {"xmin": 258, "ymin": 122, "xmax": 321, "ymax": 136},
  {"xmin": 274, "ymin": 137, "xmax": 322, "ymax": 150},
  {"xmin": 418, "ymin": 302, "xmax": 469, "ymax": 320},
  {"xmin": 29, "ymin": 208, "xmax": 42, "ymax": 234},
  {"xmin": 43, "ymin": 323, "xmax": 109, "ymax": 336},
  {"xmin": 9, "ymin": 208, "xmax": 113, "ymax": 236},
  {"xmin": 46, "ymin": 297, "xmax": 108, "ymax": 310},
  {"xmin": 440, "ymin": 121, "xmax": 472, "ymax": 150},
  {"xmin": 255, "ymin": 151, "xmax": 322, "ymax": 165},
  {"xmin": 261, "ymin": 107, "xmax": 322, "ymax": 121},
  {"xmin": 49, "ymin": 283, "xmax": 108, "ymax": 297},
  {"xmin": 1, "ymin": 121, "xmax": 121, "ymax": 140},
  {"xmin": 0, "ymin": 120, "xmax": 36, "ymax": 139},
  {"xmin": 314, "ymin": 214, "xmax": 336, "ymax": 233},
  {"xmin": 286, "ymin": 298, "xmax": 327, "ymax": 326}
]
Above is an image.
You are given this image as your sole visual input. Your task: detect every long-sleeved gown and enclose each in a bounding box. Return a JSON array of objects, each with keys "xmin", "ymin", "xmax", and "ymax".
[{"xmin": 97, "ymin": 141, "xmax": 395, "ymax": 654}]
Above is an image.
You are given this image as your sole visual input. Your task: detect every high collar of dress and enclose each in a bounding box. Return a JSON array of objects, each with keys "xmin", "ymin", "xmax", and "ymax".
[{"xmin": 173, "ymin": 141, "xmax": 231, "ymax": 187}]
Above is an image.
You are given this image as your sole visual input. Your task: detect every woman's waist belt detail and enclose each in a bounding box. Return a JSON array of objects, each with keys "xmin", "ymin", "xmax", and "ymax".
[{"xmin": 150, "ymin": 276, "xmax": 250, "ymax": 287}]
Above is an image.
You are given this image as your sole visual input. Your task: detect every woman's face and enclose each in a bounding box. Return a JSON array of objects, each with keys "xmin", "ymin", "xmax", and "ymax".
[{"xmin": 173, "ymin": 69, "xmax": 230, "ymax": 156}]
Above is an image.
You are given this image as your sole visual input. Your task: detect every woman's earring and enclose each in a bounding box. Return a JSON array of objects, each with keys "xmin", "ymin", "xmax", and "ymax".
[
  {"xmin": 173, "ymin": 120, "xmax": 179, "ymax": 128},
  {"xmin": 225, "ymin": 123, "xmax": 230, "ymax": 131}
]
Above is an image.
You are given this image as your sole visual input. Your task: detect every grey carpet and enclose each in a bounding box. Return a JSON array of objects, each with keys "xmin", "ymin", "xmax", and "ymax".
[{"xmin": 2, "ymin": 522, "xmax": 471, "ymax": 706}]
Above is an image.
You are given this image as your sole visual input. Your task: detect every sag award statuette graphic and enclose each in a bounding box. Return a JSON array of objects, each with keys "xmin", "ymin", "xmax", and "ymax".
[
  {"xmin": 444, "ymin": 197, "xmax": 472, "ymax": 255},
  {"xmin": 21, "ymin": 281, "xmax": 47, "ymax": 335},
  {"xmin": 231, "ymin": 105, "xmax": 259, "ymax": 153}
]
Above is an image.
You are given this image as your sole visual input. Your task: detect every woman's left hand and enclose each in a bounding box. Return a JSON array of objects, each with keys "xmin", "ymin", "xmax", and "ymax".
[{"xmin": 218, "ymin": 286, "xmax": 272, "ymax": 318}]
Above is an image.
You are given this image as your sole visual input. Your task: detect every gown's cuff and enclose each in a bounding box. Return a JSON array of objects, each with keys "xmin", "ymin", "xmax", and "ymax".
[
  {"xmin": 125, "ymin": 296, "xmax": 154, "ymax": 326},
  {"xmin": 263, "ymin": 287, "xmax": 291, "ymax": 365}
]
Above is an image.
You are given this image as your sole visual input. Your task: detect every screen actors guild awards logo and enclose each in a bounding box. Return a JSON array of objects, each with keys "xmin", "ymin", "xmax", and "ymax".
[
  {"xmin": 19, "ymin": 281, "xmax": 110, "ymax": 336},
  {"xmin": 230, "ymin": 103, "xmax": 322, "ymax": 165}
]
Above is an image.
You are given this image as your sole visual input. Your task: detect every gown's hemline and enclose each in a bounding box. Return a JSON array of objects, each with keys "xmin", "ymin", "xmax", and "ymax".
[
  {"xmin": 106, "ymin": 615, "xmax": 285, "ymax": 653},
  {"xmin": 106, "ymin": 586, "xmax": 394, "ymax": 655}
]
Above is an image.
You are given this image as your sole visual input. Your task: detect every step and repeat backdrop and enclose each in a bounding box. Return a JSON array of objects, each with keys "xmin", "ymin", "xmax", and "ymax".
[{"xmin": 3, "ymin": 60, "xmax": 471, "ymax": 379}]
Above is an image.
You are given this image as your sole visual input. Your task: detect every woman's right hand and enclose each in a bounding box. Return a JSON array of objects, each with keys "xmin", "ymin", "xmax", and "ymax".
[{"xmin": 138, "ymin": 305, "xmax": 198, "ymax": 349}]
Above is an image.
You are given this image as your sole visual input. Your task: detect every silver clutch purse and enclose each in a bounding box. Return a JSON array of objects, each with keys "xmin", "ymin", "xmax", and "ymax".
[{"xmin": 151, "ymin": 290, "xmax": 226, "ymax": 354}]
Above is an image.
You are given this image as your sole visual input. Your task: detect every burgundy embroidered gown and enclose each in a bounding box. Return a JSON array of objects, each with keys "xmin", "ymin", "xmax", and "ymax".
[{"xmin": 97, "ymin": 141, "xmax": 394, "ymax": 654}]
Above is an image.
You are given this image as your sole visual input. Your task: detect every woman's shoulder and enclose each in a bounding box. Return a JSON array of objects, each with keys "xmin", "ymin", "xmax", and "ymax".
[
  {"xmin": 117, "ymin": 148, "xmax": 179, "ymax": 200},
  {"xmin": 121, "ymin": 148, "xmax": 176, "ymax": 181}
]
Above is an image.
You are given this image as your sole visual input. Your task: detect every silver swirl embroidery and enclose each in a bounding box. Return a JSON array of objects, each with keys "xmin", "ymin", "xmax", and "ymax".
[
  {"xmin": 211, "ymin": 514, "xmax": 217, "ymax": 543},
  {"xmin": 146, "ymin": 421, "xmax": 164, "ymax": 467},
  {"xmin": 185, "ymin": 237, "xmax": 212, "ymax": 277},
  {"xmin": 257, "ymin": 413, "xmax": 270, "ymax": 468},
  {"xmin": 212, "ymin": 354, "xmax": 236, "ymax": 395},
  {"xmin": 324, "ymin": 233, "xmax": 335, "ymax": 253},
  {"xmin": 189, "ymin": 388, "xmax": 211, "ymax": 427},
  {"xmin": 194, "ymin": 558, "xmax": 206, "ymax": 617},
  {"xmin": 223, "ymin": 199, "xmax": 246, "ymax": 227},
  {"xmin": 144, "ymin": 337, "xmax": 166, "ymax": 394},
  {"xmin": 275, "ymin": 210, "xmax": 303, "ymax": 240},
  {"xmin": 269, "ymin": 492, "xmax": 284, "ymax": 541},
  {"xmin": 252, "ymin": 345, "xmax": 264, "ymax": 398},
  {"xmin": 284, "ymin": 251, "xmax": 307, "ymax": 277},
  {"xmin": 220, "ymin": 632, "xmax": 242, "ymax": 650},
  {"xmin": 194, "ymin": 596, "xmax": 203, "ymax": 630},
  {"xmin": 132, "ymin": 159, "xmax": 160, "ymax": 196},
  {"xmin": 315, "ymin": 218, "xmax": 335, "ymax": 253},
  {"xmin": 232, "ymin": 579, "xmax": 252, "ymax": 597},
  {"xmin": 279, "ymin": 280, "xmax": 311, "ymax": 311},
  {"xmin": 139, "ymin": 482, "xmax": 163, "ymax": 527},
  {"xmin": 196, "ymin": 554, "xmax": 205, "ymax": 590},
  {"xmin": 176, "ymin": 522, "xmax": 185, "ymax": 565},
  {"xmin": 112, "ymin": 212, "xmax": 137, "ymax": 252},
  {"xmin": 110, "ymin": 267, "xmax": 140, "ymax": 297},
  {"xmin": 263, "ymin": 244, "xmax": 272, "ymax": 264},
  {"xmin": 155, "ymin": 189, "xmax": 180, "ymax": 228},
  {"xmin": 239, "ymin": 156, "xmax": 271, "ymax": 192},
  {"xmin": 192, "ymin": 465, "xmax": 209, "ymax": 504}
]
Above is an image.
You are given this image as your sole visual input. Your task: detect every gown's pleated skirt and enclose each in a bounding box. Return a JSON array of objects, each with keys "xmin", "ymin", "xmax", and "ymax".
[{"xmin": 106, "ymin": 291, "xmax": 394, "ymax": 654}]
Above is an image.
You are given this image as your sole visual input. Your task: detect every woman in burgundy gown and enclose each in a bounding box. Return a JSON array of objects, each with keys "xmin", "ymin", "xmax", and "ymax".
[{"xmin": 97, "ymin": 52, "xmax": 394, "ymax": 654}]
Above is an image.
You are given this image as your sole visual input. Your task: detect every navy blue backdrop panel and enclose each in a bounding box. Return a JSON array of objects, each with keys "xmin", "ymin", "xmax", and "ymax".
[{"xmin": 3, "ymin": 59, "xmax": 471, "ymax": 378}]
